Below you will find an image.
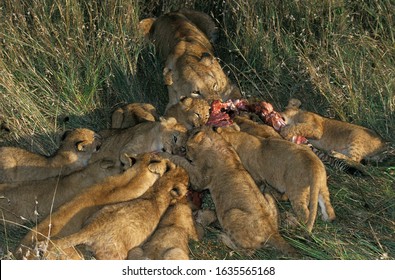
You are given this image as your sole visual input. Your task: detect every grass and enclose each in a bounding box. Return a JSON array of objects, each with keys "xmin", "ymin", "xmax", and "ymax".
[{"xmin": 0, "ymin": 0, "xmax": 394, "ymax": 260}]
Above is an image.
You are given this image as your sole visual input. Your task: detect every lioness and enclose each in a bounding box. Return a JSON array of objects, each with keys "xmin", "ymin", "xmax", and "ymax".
[
  {"xmin": 176, "ymin": 8, "xmax": 219, "ymax": 43},
  {"xmin": 90, "ymin": 117, "xmax": 187, "ymax": 164},
  {"xmin": 127, "ymin": 197, "xmax": 199, "ymax": 260},
  {"xmin": 280, "ymin": 98, "xmax": 389, "ymax": 163},
  {"xmin": 162, "ymin": 126, "xmax": 295, "ymax": 255},
  {"xmin": 0, "ymin": 128, "xmax": 101, "ymax": 184},
  {"xmin": 18, "ymin": 153, "xmax": 174, "ymax": 258},
  {"xmin": 38, "ymin": 166, "xmax": 189, "ymax": 260},
  {"xmin": 111, "ymin": 103, "xmax": 158, "ymax": 129},
  {"xmin": 164, "ymin": 96, "xmax": 210, "ymax": 129},
  {"xmin": 216, "ymin": 125, "xmax": 336, "ymax": 232},
  {"xmin": 0, "ymin": 157, "xmax": 121, "ymax": 226},
  {"xmin": 140, "ymin": 10, "xmax": 241, "ymax": 108}
]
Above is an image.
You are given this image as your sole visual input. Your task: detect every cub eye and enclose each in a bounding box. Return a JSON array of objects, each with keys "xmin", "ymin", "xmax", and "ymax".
[
  {"xmin": 173, "ymin": 135, "xmax": 178, "ymax": 143},
  {"xmin": 194, "ymin": 112, "xmax": 201, "ymax": 119}
]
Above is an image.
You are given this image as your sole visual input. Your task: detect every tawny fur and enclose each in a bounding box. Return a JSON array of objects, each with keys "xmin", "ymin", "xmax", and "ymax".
[
  {"xmin": 164, "ymin": 96, "xmax": 210, "ymax": 129},
  {"xmin": 0, "ymin": 128, "xmax": 101, "ymax": 184},
  {"xmin": 234, "ymin": 114, "xmax": 366, "ymax": 175},
  {"xmin": 90, "ymin": 117, "xmax": 187, "ymax": 164},
  {"xmin": 18, "ymin": 153, "xmax": 175, "ymax": 256},
  {"xmin": 280, "ymin": 98, "xmax": 389, "ymax": 163},
  {"xmin": 233, "ymin": 115, "xmax": 282, "ymax": 139},
  {"xmin": 38, "ymin": 166, "xmax": 189, "ymax": 260},
  {"xmin": 111, "ymin": 103, "xmax": 158, "ymax": 129},
  {"xmin": 175, "ymin": 8, "xmax": 218, "ymax": 43},
  {"xmin": 127, "ymin": 197, "xmax": 199, "ymax": 260},
  {"xmin": 216, "ymin": 125, "xmax": 336, "ymax": 232},
  {"xmin": 139, "ymin": 10, "xmax": 240, "ymax": 108},
  {"xmin": 0, "ymin": 157, "xmax": 122, "ymax": 226},
  {"xmin": 162, "ymin": 126, "xmax": 295, "ymax": 255}
]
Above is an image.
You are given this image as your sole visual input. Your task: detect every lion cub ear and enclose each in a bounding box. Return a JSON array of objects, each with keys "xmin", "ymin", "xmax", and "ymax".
[
  {"xmin": 214, "ymin": 127, "xmax": 223, "ymax": 134},
  {"xmin": 163, "ymin": 67, "xmax": 173, "ymax": 85},
  {"xmin": 60, "ymin": 130, "xmax": 72, "ymax": 141},
  {"xmin": 200, "ymin": 52, "xmax": 214, "ymax": 66},
  {"xmin": 180, "ymin": 96, "xmax": 193, "ymax": 108},
  {"xmin": 120, "ymin": 153, "xmax": 137, "ymax": 169},
  {"xmin": 75, "ymin": 140, "xmax": 88, "ymax": 152},
  {"xmin": 286, "ymin": 98, "xmax": 302, "ymax": 109},
  {"xmin": 170, "ymin": 184, "xmax": 187, "ymax": 200},
  {"xmin": 159, "ymin": 117, "xmax": 177, "ymax": 127}
]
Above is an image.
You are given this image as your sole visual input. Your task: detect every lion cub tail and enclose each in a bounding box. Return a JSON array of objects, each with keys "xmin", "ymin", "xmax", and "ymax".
[{"xmin": 306, "ymin": 166, "xmax": 326, "ymax": 233}]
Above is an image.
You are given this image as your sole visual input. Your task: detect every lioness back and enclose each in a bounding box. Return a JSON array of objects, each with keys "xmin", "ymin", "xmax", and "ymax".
[
  {"xmin": 176, "ymin": 8, "xmax": 218, "ymax": 43},
  {"xmin": 148, "ymin": 12, "xmax": 214, "ymax": 61}
]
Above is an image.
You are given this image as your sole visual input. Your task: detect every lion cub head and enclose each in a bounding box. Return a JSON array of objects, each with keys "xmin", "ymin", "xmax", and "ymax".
[
  {"xmin": 156, "ymin": 166, "xmax": 189, "ymax": 206},
  {"xmin": 164, "ymin": 97, "xmax": 210, "ymax": 129},
  {"xmin": 60, "ymin": 128, "xmax": 101, "ymax": 154},
  {"xmin": 159, "ymin": 117, "xmax": 188, "ymax": 156},
  {"xmin": 182, "ymin": 126, "xmax": 231, "ymax": 164},
  {"xmin": 58, "ymin": 128, "xmax": 102, "ymax": 166},
  {"xmin": 280, "ymin": 98, "xmax": 302, "ymax": 124}
]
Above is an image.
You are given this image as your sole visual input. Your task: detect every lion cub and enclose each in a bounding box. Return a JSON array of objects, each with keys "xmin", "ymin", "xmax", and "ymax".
[
  {"xmin": 18, "ymin": 153, "xmax": 174, "ymax": 256},
  {"xmin": 216, "ymin": 125, "xmax": 336, "ymax": 232},
  {"xmin": 111, "ymin": 103, "xmax": 158, "ymax": 129},
  {"xmin": 90, "ymin": 117, "xmax": 187, "ymax": 164},
  {"xmin": 140, "ymin": 9, "xmax": 241, "ymax": 108},
  {"xmin": 280, "ymin": 98, "xmax": 389, "ymax": 163},
  {"xmin": 233, "ymin": 115, "xmax": 282, "ymax": 139},
  {"xmin": 164, "ymin": 97, "xmax": 210, "ymax": 129},
  {"xmin": 128, "ymin": 197, "xmax": 199, "ymax": 260},
  {"xmin": 163, "ymin": 126, "xmax": 295, "ymax": 255},
  {"xmin": 0, "ymin": 128, "xmax": 101, "ymax": 183},
  {"xmin": 39, "ymin": 166, "xmax": 189, "ymax": 260},
  {"xmin": 0, "ymin": 157, "xmax": 122, "ymax": 226}
]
